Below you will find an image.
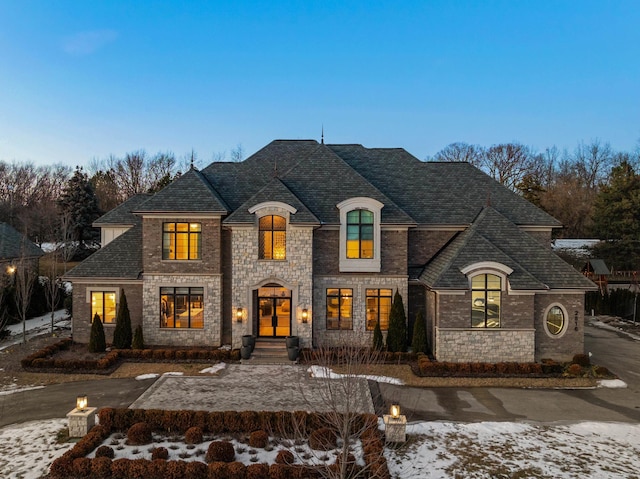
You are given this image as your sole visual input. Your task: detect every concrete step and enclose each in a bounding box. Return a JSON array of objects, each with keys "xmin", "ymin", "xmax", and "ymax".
[{"xmin": 241, "ymin": 339, "xmax": 298, "ymax": 365}]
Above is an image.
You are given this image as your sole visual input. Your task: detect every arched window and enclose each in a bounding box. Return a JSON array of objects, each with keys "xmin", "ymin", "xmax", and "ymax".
[
  {"xmin": 545, "ymin": 304, "xmax": 567, "ymax": 336},
  {"xmin": 471, "ymin": 274, "xmax": 501, "ymax": 328},
  {"xmin": 346, "ymin": 209, "xmax": 374, "ymax": 259},
  {"xmin": 259, "ymin": 215, "xmax": 286, "ymax": 260}
]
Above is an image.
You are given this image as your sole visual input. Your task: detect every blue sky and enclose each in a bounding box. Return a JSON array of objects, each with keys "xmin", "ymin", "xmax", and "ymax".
[{"xmin": 1, "ymin": 1, "xmax": 639, "ymax": 167}]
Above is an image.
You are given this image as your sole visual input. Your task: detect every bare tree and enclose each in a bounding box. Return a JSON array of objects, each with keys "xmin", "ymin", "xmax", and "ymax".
[
  {"xmin": 432, "ymin": 142, "xmax": 484, "ymax": 167},
  {"xmin": 13, "ymin": 240, "xmax": 37, "ymax": 344},
  {"xmin": 573, "ymin": 139, "xmax": 613, "ymax": 190},
  {"xmin": 481, "ymin": 143, "xmax": 536, "ymax": 192},
  {"xmin": 43, "ymin": 247, "xmax": 62, "ymax": 334}
]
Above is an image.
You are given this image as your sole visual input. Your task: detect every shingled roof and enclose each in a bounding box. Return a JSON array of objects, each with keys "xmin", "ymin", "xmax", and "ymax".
[
  {"xmin": 0, "ymin": 223, "xmax": 44, "ymax": 261},
  {"xmin": 420, "ymin": 207, "xmax": 596, "ymax": 291},
  {"xmin": 93, "ymin": 194, "xmax": 151, "ymax": 226}
]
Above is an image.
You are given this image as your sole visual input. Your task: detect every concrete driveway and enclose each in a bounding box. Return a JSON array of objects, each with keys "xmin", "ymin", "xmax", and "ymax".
[{"xmin": 378, "ymin": 321, "xmax": 640, "ymax": 423}]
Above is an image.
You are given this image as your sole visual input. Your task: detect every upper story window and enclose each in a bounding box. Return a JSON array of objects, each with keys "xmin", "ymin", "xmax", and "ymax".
[
  {"xmin": 163, "ymin": 222, "xmax": 201, "ymax": 260},
  {"xmin": 259, "ymin": 215, "xmax": 286, "ymax": 260},
  {"xmin": 366, "ymin": 288, "xmax": 393, "ymax": 331},
  {"xmin": 471, "ymin": 274, "xmax": 501, "ymax": 328},
  {"xmin": 326, "ymin": 288, "xmax": 353, "ymax": 330},
  {"xmin": 337, "ymin": 197, "xmax": 383, "ymax": 272},
  {"xmin": 91, "ymin": 291, "xmax": 116, "ymax": 324},
  {"xmin": 347, "ymin": 210, "xmax": 374, "ymax": 259}
]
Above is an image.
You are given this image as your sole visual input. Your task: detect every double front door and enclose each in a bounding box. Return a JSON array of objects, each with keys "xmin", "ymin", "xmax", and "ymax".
[{"xmin": 257, "ymin": 286, "xmax": 291, "ymax": 337}]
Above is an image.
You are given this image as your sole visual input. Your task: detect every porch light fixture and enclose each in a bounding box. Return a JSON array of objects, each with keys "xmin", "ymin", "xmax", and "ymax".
[
  {"xmin": 236, "ymin": 308, "xmax": 243, "ymax": 322},
  {"xmin": 301, "ymin": 309, "xmax": 309, "ymax": 323},
  {"xmin": 76, "ymin": 395, "xmax": 88, "ymax": 411},
  {"xmin": 390, "ymin": 404, "xmax": 400, "ymax": 419}
]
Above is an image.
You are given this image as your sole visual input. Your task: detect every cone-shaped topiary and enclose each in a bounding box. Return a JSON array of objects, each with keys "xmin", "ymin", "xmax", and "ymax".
[
  {"xmin": 112, "ymin": 290, "xmax": 132, "ymax": 349},
  {"xmin": 373, "ymin": 319, "xmax": 383, "ymax": 351},
  {"xmin": 132, "ymin": 324, "xmax": 144, "ymax": 350},
  {"xmin": 411, "ymin": 310, "xmax": 428, "ymax": 354},
  {"xmin": 89, "ymin": 312, "xmax": 106, "ymax": 353},
  {"xmin": 386, "ymin": 291, "xmax": 407, "ymax": 352}
]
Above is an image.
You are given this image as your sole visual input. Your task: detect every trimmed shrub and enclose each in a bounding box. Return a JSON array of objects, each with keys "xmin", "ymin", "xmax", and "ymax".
[
  {"xmin": 249, "ymin": 430, "xmax": 269, "ymax": 449},
  {"xmin": 566, "ymin": 363, "xmax": 583, "ymax": 376},
  {"xmin": 208, "ymin": 461, "xmax": 227, "ymax": 478},
  {"xmin": 185, "ymin": 426, "xmax": 204, "ymax": 444},
  {"xmin": 95, "ymin": 445, "xmax": 115, "ymax": 458},
  {"xmin": 113, "ymin": 290, "xmax": 132, "ymax": 349},
  {"xmin": 89, "ymin": 313, "xmax": 106, "ymax": 353},
  {"xmin": 246, "ymin": 463, "xmax": 269, "ymax": 479},
  {"xmin": 151, "ymin": 447, "xmax": 169, "ymax": 460},
  {"xmin": 164, "ymin": 460, "xmax": 186, "ymax": 479},
  {"xmin": 111, "ymin": 458, "xmax": 132, "ymax": 479},
  {"xmin": 129, "ymin": 458, "xmax": 150, "ymax": 479},
  {"xmin": 411, "ymin": 310, "xmax": 428, "ymax": 354},
  {"xmin": 308, "ymin": 427, "xmax": 337, "ymax": 451},
  {"xmin": 127, "ymin": 422, "xmax": 152, "ymax": 445},
  {"xmin": 132, "ymin": 324, "xmax": 144, "ymax": 349},
  {"xmin": 275, "ymin": 449, "xmax": 295, "ymax": 465},
  {"xmin": 572, "ymin": 353, "xmax": 590, "ymax": 367},
  {"xmin": 240, "ymin": 411, "xmax": 261, "ymax": 432},
  {"xmin": 373, "ymin": 319, "xmax": 383, "ymax": 351},
  {"xmin": 72, "ymin": 457, "xmax": 92, "ymax": 477},
  {"xmin": 206, "ymin": 441, "xmax": 235, "ymax": 463},
  {"xmin": 90, "ymin": 457, "xmax": 112, "ymax": 478},
  {"xmin": 185, "ymin": 460, "xmax": 208, "ymax": 479},
  {"xmin": 227, "ymin": 461, "xmax": 246, "ymax": 479},
  {"xmin": 386, "ymin": 291, "xmax": 407, "ymax": 352},
  {"xmin": 595, "ymin": 365, "xmax": 611, "ymax": 377},
  {"xmin": 147, "ymin": 459, "xmax": 167, "ymax": 479}
]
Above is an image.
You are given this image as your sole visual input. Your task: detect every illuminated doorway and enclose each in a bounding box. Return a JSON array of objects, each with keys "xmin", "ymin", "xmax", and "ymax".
[{"xmin": 257, "ymin": 285, "xmax": 291, "ymax": 337}]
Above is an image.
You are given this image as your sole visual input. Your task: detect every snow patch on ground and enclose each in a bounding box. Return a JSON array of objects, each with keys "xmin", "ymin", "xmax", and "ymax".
[
  {"xmin": 0, "ymin": 385, "xmax": 46, "ymax": 396},
  {"xmin": 589, "ymin": 319, "xmax": 640, "ymax": 341},
  {"xmin": 162, "ymin": 371, "xmax": 184, "ymax": 376},
  {"xmin": 0, "ymin": 309, "xmax": 70, "ymax": 351},
  {"xmin": 307, "ymin": 365, "xmax": 404, "ymax": 385},
  {"xmin": 598, "ymin": 379, "xmax": 628, "ymax": 388},
  {"xmin": 199, "ymin": 362, "xmax": 227, "ymax": 374},
  {"xmin": 135, "ymin": 373, "xmax": 160, "ymax": 380}
]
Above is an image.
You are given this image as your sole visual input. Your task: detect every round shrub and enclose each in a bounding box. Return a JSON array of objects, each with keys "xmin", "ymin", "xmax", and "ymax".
[
  {"xmin": 127, "ymin": 422, "xmax": 152, "ymax": 445},
  {"xmin": 185, "ymin": 426, "xmax": 204, "ymax": 444},
  {"xmin": 246, "ymin": 463, "xmax": 269, "ymax": 479},
  {"xmin": 129, "ymin": 458, "xmax": 149, "ymax": 479},
  {"xmin": 566, "ymin": 363, "xmax": 583, "ymax": 376},
  {"xmin": 111, "ymin": 458, "xmax": 132, "ymax": 479},
  {"xmin": 147, "ymin": 459, "xmax": 167, "ymax": 479},
  {"xmin": 151, "ymin": 446, "xmax": 169, "ymax": 460},
  {"xmin": 309, "ymin": 427, "xmax": 337, "ymax": 451},
  {"xmin": 90, "ymin": 457, "xmax": 112, "ymax": 478},
  {"xmin": 275, "ymin": 449, "xmax": 295, "ymax": 465},
  {"xmin": 164, "ymin": 460, "xmax": 186, "ymax": 479},
  {"xmin": 249, "ymin": 430, "xmax": 269, "ymax": 448},
  {"xmin": 206, "ymin": 440, "xmax": 235, "ymax": 463},
  {"xmin": 572, "ymin": 353, "xmax": 590, "ymax": 367},
  {"xmin": 95, "ymin": 445, "xmax": 115, "ymax": 458},
  {"xmin": 184, "ymin": 461, "xmax": 208, "ymax": 479},
  {"xmin": 72, "ymin": 457, "xmax": 92, "ymax": 477},
  {"xmin": 227, "ymin": 461, "xmax": 247, "ymax": 478},
  {"xmin": 595, "ymin": 365, "xmax": 611, "ymax": 377}
]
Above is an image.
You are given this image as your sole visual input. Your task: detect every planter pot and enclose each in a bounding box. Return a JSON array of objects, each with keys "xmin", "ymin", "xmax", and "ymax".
[
  {"xmin": 240, "ymin": 345, "xmax": 252, "ymax": 360},
  {"xmin": 242, "ymin": 335, "xmax": 256, "ymax": 351},
  {"xmin": 285, "ymin": 336, "xmax": 299, "ymax": 349},
  {"xmin": 287, "ymin": 346, "xmax": 299, "ymax": 361}
]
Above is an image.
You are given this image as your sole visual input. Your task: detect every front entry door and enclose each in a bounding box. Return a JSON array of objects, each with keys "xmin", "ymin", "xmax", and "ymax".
[{"xmin": 257, "ymin": 286, "xmax": 291, "ymax": 337}]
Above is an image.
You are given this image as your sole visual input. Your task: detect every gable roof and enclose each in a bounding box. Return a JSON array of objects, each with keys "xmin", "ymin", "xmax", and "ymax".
[
  {"xmin": 583, "ymin": 259, "xmax": 610, "ymax": 276},
  {"xmin": 420, "ymin": 207, "xmax": 596, "ymax": 291},
  {"xmin": 135, "ymin": 168, "xmax": 229, "ymax": 214},
  {"xmin": 93, "ymin": 194, "xmax": 151, "ymax": 226},
  {"xmin": 0, "ymin": 223, "xmax": 44, "ymax": 261},
  {"xmin": 64, "ymin": 225, "xmax": 142, "ymax": 279}
]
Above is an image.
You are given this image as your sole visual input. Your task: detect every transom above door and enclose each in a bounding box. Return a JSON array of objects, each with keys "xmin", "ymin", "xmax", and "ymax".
[{"xmin": 257, "ymin": 286, "xmax": 291, "ymax": 337}]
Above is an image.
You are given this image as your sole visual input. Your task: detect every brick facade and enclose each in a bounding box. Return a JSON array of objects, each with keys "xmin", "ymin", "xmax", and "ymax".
[{"xmin": 534, "ymin": 293, "xmax": 585, "ymax": 361}]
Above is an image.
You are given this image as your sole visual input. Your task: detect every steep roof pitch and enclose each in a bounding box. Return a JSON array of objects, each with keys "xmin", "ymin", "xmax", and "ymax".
[
  {"xmin": 0, "ymin": 223, "xmax": 44, "ymax": 260},
  {"xmin": 135, "ymin": 168, "xmax": 228, "ymax": 214},
  {"xmin": 329, "ymin": 144, "xmax": 561, "ymax": 227},
  {"xmin": 93, "ymin": 194, "xmax": 151, "ymax": 226},
  {"xmin": 64, "ymin": 226, "xmax": 142, "ymax": 279},
  {"xmin": 420, "ymin": 207, "xmax": 596, "ymax": 290},
  {"xmin": 223, "ymin": 178, "xmax": 320, "ymax": 225}
]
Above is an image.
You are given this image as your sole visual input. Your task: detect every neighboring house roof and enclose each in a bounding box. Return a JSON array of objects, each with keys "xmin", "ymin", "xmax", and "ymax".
[
  {"xmin": 93, "ymin": 194, "xmax": 152, "ymax": 227},
  {"xmin": 420, "ymin": 207, "xmax": 597, "ymax": 291},
  {"xmin": 0, "ymin": 222, "xmax": 45, "ymax": 261},
  {"xmin": 64, "ymin": 226, "xmax": 142, "ymax": 279},
  {"xmin": 583, "ymin": 259, "xmax": 610, "ymax": 276},
  {"xmin": 135, "ymin": 168, "xmax": 229, "ymax": 214}
]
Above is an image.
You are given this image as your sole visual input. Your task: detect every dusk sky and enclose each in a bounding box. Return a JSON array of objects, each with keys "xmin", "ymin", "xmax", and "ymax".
[{"xmin": 1, "ymin": 1, "xmax": 638, "ymax": 167}]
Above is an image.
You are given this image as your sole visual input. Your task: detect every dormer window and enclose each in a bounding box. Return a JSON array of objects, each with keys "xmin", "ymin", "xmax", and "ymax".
[
  {"xmin": 259, "ymin": 215, "xmax": 286, "ymax": 260},
  {"xmin": 337, "ymin": 197, "xmax": 383, "ymax": 272},
  {"xmin": 347, "ymin": 210, "xmax": 374, "ymax": 259}
]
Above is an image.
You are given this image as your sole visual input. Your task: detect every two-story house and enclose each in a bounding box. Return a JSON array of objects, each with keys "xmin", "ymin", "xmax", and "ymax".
[{"xmin": 66, "ymin": 140, "xmax": 596, "ymax": 362}]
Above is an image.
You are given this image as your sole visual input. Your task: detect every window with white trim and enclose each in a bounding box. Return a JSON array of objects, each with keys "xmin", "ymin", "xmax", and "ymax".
[
  {"xmin": 544, "ymin": 304, "xmax": 567, "ymax": 337},
  {"xmin": 337, "ymin": 197, "xmax": 383, "ymax": 272},
  {"xmin": 471, "ymin": 274, "xmax": 501, "ymax": 328}
]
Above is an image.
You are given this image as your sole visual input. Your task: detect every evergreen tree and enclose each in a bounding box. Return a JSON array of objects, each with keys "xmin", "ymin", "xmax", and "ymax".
[
  {"xmin": 112, "ymin": 291, "xmax": 132, "ymax": 349},
  {"xmin": 132, "ymin": 324, "xmax": 144, "ymax": 350},
  {"xmin": 89, "ymin": 312, "xmax": 106, "ymax": 353},
  {"xmin": 386, "ymin": 291, "xmax": 407, "ymax": 352},
  {"xmin": 591, "ymin": 160, "xmax": 640, "ymax": 269},
  {"xmin": 57, "ymin": 166, "xmax": 102, "ymax": 244},
  {"xmin": 372, "ymin": 319, "xmax": 383, "ymax": 351},
  {"xmin": 411, "ymin": 311, "xmax": 428, "ymax": 354}
]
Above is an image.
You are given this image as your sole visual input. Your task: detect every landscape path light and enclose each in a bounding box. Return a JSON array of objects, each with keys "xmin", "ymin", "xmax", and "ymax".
[{"xmin": 384, "ymin": 403, "xmax": 407, "ymax": 443}]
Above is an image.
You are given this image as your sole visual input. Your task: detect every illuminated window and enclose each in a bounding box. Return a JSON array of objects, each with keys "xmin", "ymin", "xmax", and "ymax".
[
  {"xmin": 162, "ymin": 223, "xmax": 201, "ymax": 260},
  {"xmin": 346, "ymin": 210, "xmax": 374, "ymax": 259},
  {"xmin": 366, "ymin": 289, "xmax": 393, "ymax": 331},
  {"xmin": 91, "ymin": 291, "xmax": 116, "ymax": 324},
  {"xmin": 546, "ymin": 305, "xmax": 566, "ymax": 336},
  {"xmin": 160, "ymin": 287, "xmax": 204, "ymax": 329},
  {"xmin": 326, "ymin": 288, "xmax": 353, "ymax": 330},
  {"xmin": 471, "ymin": 274, "xmax": 501, "ymax": 328},
  {"xmin": 259, "ymin": 215, "xmax": 286, "ymax": 260}
]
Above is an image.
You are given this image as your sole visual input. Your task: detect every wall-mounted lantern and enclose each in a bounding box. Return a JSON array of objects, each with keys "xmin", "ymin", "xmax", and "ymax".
[
  {"xmin": 236, "ymin": 308, "xmax": 244, "ymax": 323},
  {"xmin": 301, "ymin": 308, "xmax": 309, "ymax": 323}
]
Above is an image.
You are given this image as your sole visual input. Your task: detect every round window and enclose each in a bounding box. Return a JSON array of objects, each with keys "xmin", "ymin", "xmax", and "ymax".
[{"xmin": 546, "ymin": 306, "xmax": 565, "ymax": 335}]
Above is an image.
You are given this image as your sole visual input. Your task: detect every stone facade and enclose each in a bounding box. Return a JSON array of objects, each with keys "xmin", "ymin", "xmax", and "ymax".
[
  {"xmin": 435, "ymin": 328, "xmax": 535, "ymax": 363},
  {"xmin": 72, "ymin": 282, "xmax": 142, "ymax": 344},
  {"xmin": 230, "ymin": 217, "xmax": 314, "ymax": 349},
  {"xmin": 142, "ymin": 274, "xmax": 222, "ymax": 347},
  {"xmin": 313, "ymin": 275, "xmax": 408, "ymax": 347}
]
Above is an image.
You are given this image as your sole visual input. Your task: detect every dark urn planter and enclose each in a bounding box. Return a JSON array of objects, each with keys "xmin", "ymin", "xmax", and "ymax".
[
  {"xmin": 240, "ymin": 345, "xmax": 252, "ymax": 360},
  {"xmin": 287, "ymin": 346, "xmax": 299, "ymax": 361},
  {"xmin": 285, "ymin": 336, "xmax": 299, "ymax": 349},
  {"xmin": 242, "ymin": 335, "xmax": 256, "ymax": 351}
]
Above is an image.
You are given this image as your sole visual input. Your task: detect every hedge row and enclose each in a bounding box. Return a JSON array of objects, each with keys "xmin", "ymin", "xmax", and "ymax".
[
  {"xmin": 416, "ymin": 355, "xmax": 564, "ymax": 377},
  {"xmin": 49, "ymin": 408, "xmax": 389, "ymax": 479},
  {"xmin": 299, "ymin": 348, "xmax": 418, "ymax": 364},
  {"xmin": 21, "ymin": 339, "xmax": 240, "ymax": 373}
]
